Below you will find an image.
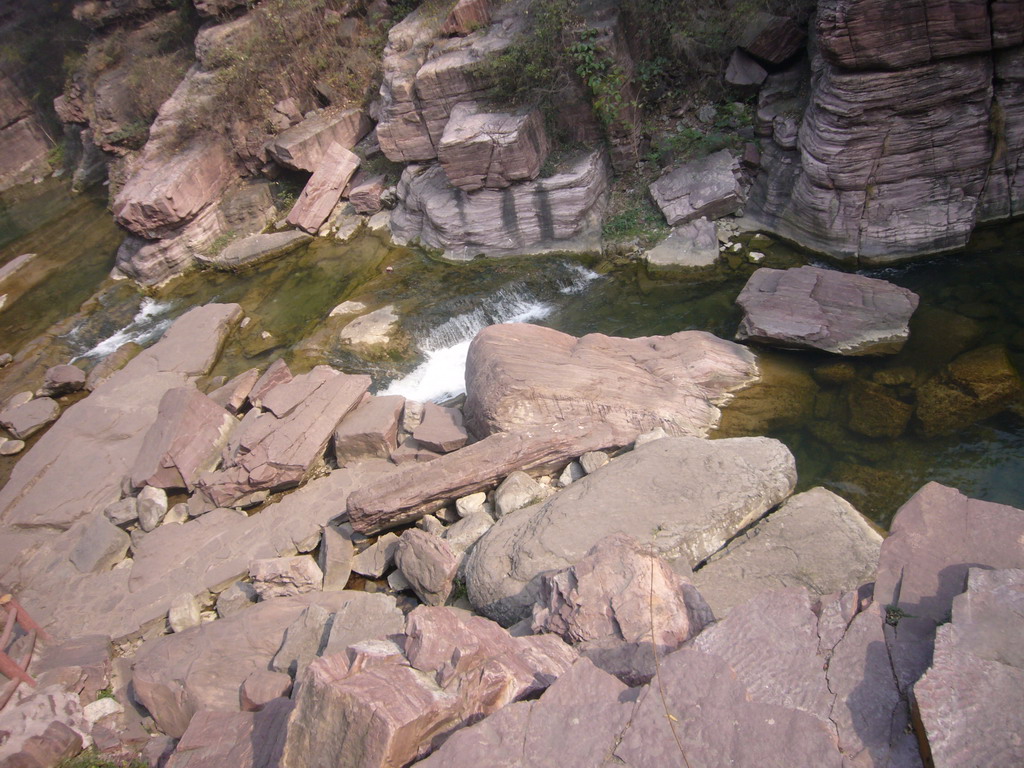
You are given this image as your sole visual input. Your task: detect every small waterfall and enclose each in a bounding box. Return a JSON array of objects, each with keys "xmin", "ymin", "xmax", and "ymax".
[
  {"xmin": 382, "ymin": 261, "xmax": 600, "ymax": 403},
  {"xmin": 72, "ymin": 298, "xmax": 175, "ymax": 361}
]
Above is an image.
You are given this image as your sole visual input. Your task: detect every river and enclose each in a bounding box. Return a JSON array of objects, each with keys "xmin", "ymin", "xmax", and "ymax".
[{"xmin": 2, "ymin": 179, "xmax": 1023, "ymax": 527}]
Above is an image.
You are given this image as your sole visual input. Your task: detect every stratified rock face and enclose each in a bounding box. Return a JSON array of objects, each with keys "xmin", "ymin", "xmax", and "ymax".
[
  {"xmin": 268, "ymin": 108, "xmax": 371, "ymax": 173},
  {"xmin": 375, "ymin": 4, "xmax": 524, "ymax": 163},
  {"xmin": 748, "ymin": 0, "xmax": 1024, "ymax": 263},
  {"xmin": 874, "ymin": 482, "xmax": 1024, "ymax": 694},
  {"xmin": 0, "ymin": 76, "xmax": 51, "ymax": 192},
  {"xmin": 693, "ymin": 487, "xmax": 882, "ymax": 618},
  {"xmin": 279, "ymin": 606, "xmax": 576, "ymax": 768},
  {"xmin": 649, "ymin": 149, "xmax": 744, "ymax": 226},
  {"xmin": 0, "ymin": 303, "xmax": 242, "ymax": 530},
  {"xmin": 391, "ymin": 150, "xmax": 609, "ymax": 260},
  {"xmin": 735, "ymin": 265, "xmax": 920, "ymax": 355},
  {"xmin": 465, "ymin": 436, "xmax": 797, "ymax": 626},
  {"xmin": 463, "ymin": 323, "xmax": 759, "ymax": 442},
  {"xmin": 914, "ymin": 568, "xmax": 1024, "ymax": 767},
  {"xmin": 438, "ymin": 103, "xmax": 549, "ymax": 191}
]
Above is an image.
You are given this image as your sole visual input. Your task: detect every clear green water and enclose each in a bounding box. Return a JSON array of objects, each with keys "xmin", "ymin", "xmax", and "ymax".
[{"xmin": 3, "ymin": 179, "xmax": 1024, "ymax": 528}]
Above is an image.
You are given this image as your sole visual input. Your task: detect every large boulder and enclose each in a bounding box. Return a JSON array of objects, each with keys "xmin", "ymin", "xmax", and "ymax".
[
  {"xmin": 437, "ymin": 103, "xmax": 549, "ymax": 191},
  {"xmin": 693, "ymin": 487, "xmax": 882, "ymax": 617},
  {"xmin": 465, "ymin": 436, "xmax": 797, "ymax": 625},
  {"xmin": 913, "ymin": 567, "xmax": 1024, "ymax": 766},
  {"xmin": 332, "ymin": 394, "xmax": 404, "ymax": 466},
  {"xmin": 735, "ymin": 265, "xmax": 920, "ymax": 355},
  {"xmin": 0, "ymin": 303, "xmax": 242, "ymax": 530},
  {"xmin": 463, "ymin": 323, "xmax": 759, "ymax": 441},
  {"xmin": 390, "ymin": 150, "xmax": 609, "ymax": 260},
  {"xmin": 278, "ymin": 606, "xmax": 576, "ymax": 768},
  {"xmin": 0, "ymin": 396, "xmax": 60, "ymax": 440}
]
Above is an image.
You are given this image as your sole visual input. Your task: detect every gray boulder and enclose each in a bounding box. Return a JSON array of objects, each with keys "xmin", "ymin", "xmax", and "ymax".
[
  {"xmin": 411, "ymin": 402, "xmax": 467, "ymax": 453},
  {"xmin": 40, "ymin": 364, "xmax": 86, "ymax": 397},
  {"xmin": 735, "ymin": 265, "xmax": 920, "ymax": 355},
  {"xmin": 465, "ymin": 435, "xmax": 796, "ymax": 625},
  {"xmin": 0, "ymin": 396, "xmax": 59, "ymax": 439},
  {"xmin": 250, "ymin": 556, "xmax": 323, "ymax": 600},
  {"xmin": 644, "ymin": 218, "xmax": 720, "ymax": 272},
  {"xmin": 69, "ymin": 514, "xmax": 130, "ymax": 574},
  {"xmin": 332, "ymin": 394, "xmax": 404, "ymax": 466},
  {"xmin": 493, "ymin": 470, "xmax": 550, "ymax": 518}
]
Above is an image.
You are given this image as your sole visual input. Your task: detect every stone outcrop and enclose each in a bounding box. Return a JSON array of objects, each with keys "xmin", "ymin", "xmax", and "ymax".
[
  {"xmin": 437, "ymin": 103, "xmax": 549, "ymax": 191},
  {"xmin": 748, "ymin": 0, "xmax": 1024, "ymax": 263},
  {"xmin": 463, "ymin": 323, "xmax": 759, "ymax": 442},
  {"xmin": 390, "ymin": 150, "xmax": 609, "ymax": 260},
  {"xmin": 0, "ymin": 303, "xmax": 241, "ymax": 530},
  {"xmin": 278, "ymin": 606, "xmax": 576, "ymax": 768},
  {"xmin": 873, "ymin": 482, "xmax": 1024, "ymax": 694},
  {"xmin": 194, "ymin": 230, "xmax": 312, "ymax": 271},
  {"xmin": 649, "ymin": 149, "xmax": 745, "ymax": 226},
  {"xmin": 465, "ymin": 436, "xmax": 796, "ymax": 625},
  {"xmin": 286, "ymin": 144, "xmax": 361, "ymax": 234},
  {"xmin": 268, "ymin": 108, "xmax": 371, "ymax": 173},
  {"xmin": 735, "ymin": 265, "xmax": 920, "ymax": 355},
  {"xmin": 693, "ymin": 486, "xmax": 882, "ymax": 617},
  {"xmin": 375, "ymin": 2, "xmax": 525, "ymax": 163}
]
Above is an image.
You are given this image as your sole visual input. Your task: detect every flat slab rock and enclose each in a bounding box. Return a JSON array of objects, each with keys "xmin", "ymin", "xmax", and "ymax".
[
  {"xmin": 735, "ymin": 265, "xmax": 920, "ymax": 355},
  {"xmin": 196, "ymin": 230, "xmax": 312, "ymax": 271},
  {"xmin": 464, "ymin": 323, "xmax": 760, "ymax": 442},
  {"xmin": 693, "ymin": 486, "xmax": 882, "ymax": 617},
  {"xmin": 644, "ymin": 218, "xmax": 720, "ymax": 271},
  {"xmin": 465, "ymin": 435, "xmax": 797, "ymax": 626},
  {"xmin": 268, "ymin": 108, "xmax": 371, "ymax": 173},
  {"xmin": 286, "ymin": 144, "xmax": 361, "ymax": 234}
]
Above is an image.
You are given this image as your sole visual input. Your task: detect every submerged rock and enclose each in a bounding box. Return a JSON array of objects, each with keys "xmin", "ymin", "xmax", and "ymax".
[{"xmin": 195, "ymin": 230, "xmax": 312, "ymax": 271}]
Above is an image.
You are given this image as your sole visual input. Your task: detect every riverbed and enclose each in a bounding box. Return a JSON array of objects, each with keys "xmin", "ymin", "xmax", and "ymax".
[{"xmin": 2, "ymin": 179, "xmax": 1023, "ymax": 527}]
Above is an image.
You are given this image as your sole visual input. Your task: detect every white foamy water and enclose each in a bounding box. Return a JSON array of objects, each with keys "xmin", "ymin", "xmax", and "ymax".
[
  {"xmin": 73, "ymin": 298, "xmax": 175, "ymax": 361},
  {"xmin": 382, "ymin": 264, "xmax": 600, "ymax": 403}
]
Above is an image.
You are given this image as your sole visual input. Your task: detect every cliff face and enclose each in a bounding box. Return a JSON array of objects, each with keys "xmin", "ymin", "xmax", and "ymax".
[
  {"xmin": 748, "ymin": 0, "xmax": 1024, "ymax": 265},
  {"xmin": 0, "ymin": 76, "xmax": 51, "ymax": 192}
]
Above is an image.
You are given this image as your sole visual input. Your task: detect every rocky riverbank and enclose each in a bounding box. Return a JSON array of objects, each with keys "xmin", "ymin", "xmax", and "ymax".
[{"xmin": 0, "ymin": 303, "xmax": 1022, "ymax": 767}]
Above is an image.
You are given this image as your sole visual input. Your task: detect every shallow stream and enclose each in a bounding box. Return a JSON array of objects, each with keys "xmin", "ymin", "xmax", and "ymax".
[{"xmin": 2, "ymin": 180, "xmax": 1024, "ymax": 528}]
